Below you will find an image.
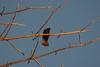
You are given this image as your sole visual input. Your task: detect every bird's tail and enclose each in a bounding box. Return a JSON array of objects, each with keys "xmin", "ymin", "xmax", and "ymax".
[{"xmin": 42, "ymin": 40, "xmax": 49, "ymax": 46}]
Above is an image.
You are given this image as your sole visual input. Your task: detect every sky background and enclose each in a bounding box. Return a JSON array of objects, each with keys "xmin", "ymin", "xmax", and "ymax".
[{"xmin": 0, "ymin": 0, "xmax": 100, "ymax": 67}]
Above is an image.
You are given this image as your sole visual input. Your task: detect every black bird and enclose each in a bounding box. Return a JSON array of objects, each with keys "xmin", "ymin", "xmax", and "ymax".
[{"xmin": 42, "ymin": 27, "xmax": 50, "ymax": 46}]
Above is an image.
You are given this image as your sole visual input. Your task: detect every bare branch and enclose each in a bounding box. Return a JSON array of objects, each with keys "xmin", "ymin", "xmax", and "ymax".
[
  {"xmin": 27, "ymin": 37, "xmax": 40, "ymax": 64},
  {"xmin": 0, "ymin": 3, "xmax": 17, "ymax": 38},
  {"xmin": 0, "ymin": 37, "xmax": 99, "ymax": 67},
  {"xmin": 77, "ymin": 16, "xmax": 100, "ymax": 44},
  {"xmin": 0, "ymin": 6, "xmax": 5, "ymax": 16},
  {"xmin": 7, "ymin": 40, "xmax": 24, "ymax": 55},
  {"xmin": 0, "ymin": 5, "xmax": 52, "ymax": 16},
  {"xmin": 0, "ymin": 22, "xmax": 26, "ymax": 27},
  {"xmin": 28, "ymin": 0, "xmax": 68, "ymax": 64},
  {"xmin": 0, "ymin": 29, "xmax": 89, "ymax": 41}
]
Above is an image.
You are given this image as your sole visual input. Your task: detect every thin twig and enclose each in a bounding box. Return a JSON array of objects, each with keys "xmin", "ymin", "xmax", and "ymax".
[
  {"xmin": 31, "ymin": 0, "xmax": 68, "ymax": 41},
  {"xmin": 0, "ymin": 37, "xmax": 99, "ymax": 67},
  {"xmin": 0, "ymin": 3, "xmax": 17, "ymax": 38},
  {"xmin": 27, "ymin": 37, "xmax": 40, "ymax": 63},
  {"xmin": 3, "ymin": 11, "xmax": 16, "ymax": 38},
  {"xmin": 0, "ymin": 22, "xmax": 26, "ymax": 27},
  {"xmin": 0, "ymin": 6, "xmax": 5, "ymax": 16},
  {"xmin": 7, "ymin": 40, "xmax": 24, "ymax": 55},
  {"xmin": 28, "ymin": 0, "xmax": 68, "ymax": 64},
  {"xmin": 77, "ymin": 17, "xmax": 100, "ymax": 44},
  {"xmin": 0, "ymin": 5, "xmax": 52, "ymax": 16},
  {"xmin": 0, "ymin": 1, "xmax": 25, "ymax": 56},
  {"xmin": 0, "ymin": 29, "xmax": 89, "ymax": 41}
]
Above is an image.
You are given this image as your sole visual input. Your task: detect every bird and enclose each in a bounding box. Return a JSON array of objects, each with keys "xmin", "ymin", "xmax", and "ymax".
[{"xmin": 42, "ymin": 27, "xmax": 50, "ymax": 46}]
